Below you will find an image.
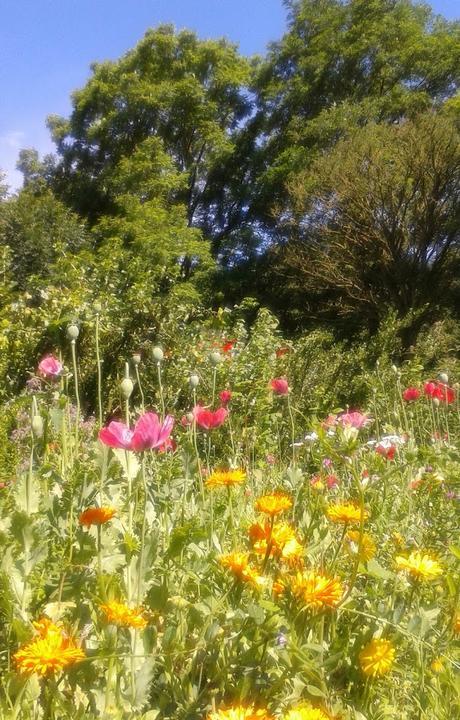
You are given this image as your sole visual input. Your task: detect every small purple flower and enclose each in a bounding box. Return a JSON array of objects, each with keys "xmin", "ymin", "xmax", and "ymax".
[
  {"xmin": 26, "ymin": 376, "xmax": 42, "ymax": 393},
  {"xmin": 322, "ymin": 458, "xmax": 333, "ymax": 468},
  {"xmin": 275, "ymin": 628, "xmax": 287, "ymax": 647}
]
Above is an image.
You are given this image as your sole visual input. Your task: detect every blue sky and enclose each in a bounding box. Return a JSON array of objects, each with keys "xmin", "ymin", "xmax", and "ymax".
[{"xmin": 1, "ymin": 0, "xmax": 458, "ymax": 190}]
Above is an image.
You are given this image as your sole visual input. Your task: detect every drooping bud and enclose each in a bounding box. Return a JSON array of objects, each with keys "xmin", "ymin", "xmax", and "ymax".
[
  {"xmin": 67, "ymin": 323, "xmax": 80, "ymax": 341},
  {"xmin": 152, "ymin": 346, "xmax": 164, "ymax": 363},
  {"xmin": 189, "ymin": 373, "xmax": 200, "ymax": 389}
]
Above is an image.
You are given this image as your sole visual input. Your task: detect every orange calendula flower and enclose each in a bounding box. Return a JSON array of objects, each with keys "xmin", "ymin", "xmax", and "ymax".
[
  {"xmin": 359, "ymin": 638, "xmax": 395, "ymax": 677},
  {"xmin": 79, "ymin": 506, "xmax": 116, "ymax": 527},
  {"xmin": 249, "ymin": 522, "xmax": 304, "ymax": 566},
  {"xmin": 100, "ymin": 601, "xmax": 148, "ymax": 629},
  {"xmin": 206, "ymin": 468, "xmax": 246, "ymax": 489},
  {"xmin": 255, "ymin": 492, "xmax": 292, "ymax": 516},
  {"xmin": 209, "ymin": 707, "xmax": 273, "ymax": 720},
  {"xmin": 345, "ymin": 531, "xmax": 376, "ymax": 562},
  {"xmin": 292, "ymin": 571, "xmax": 343, "ymax": 610},
  {"xmin": 283, "ymin": 704, "xmax": 334, "ymax": 720},
  {"xmin": 14, "ymin": 618, "xmax": 84, "ymax": 675},
  {"xmin": 219, "ymin": 552, "xmax": 266, "ymax": 588},
  {"xmin": 273, "ymin": 579, "xmax": 286, "ymax": 596},
  {"xmin": 326, "ymin": 502, "xmax": 368, "ymax": 525},
  {"xmin": 395, "ymin": 550, "xmax": 443, "ymax": 580}
]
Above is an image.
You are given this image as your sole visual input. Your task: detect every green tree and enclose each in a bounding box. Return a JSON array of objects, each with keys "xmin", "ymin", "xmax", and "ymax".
[
  {"xmin": 48, "ymin": 25, "xmax": 251, "ymax": 229},
  {"xmin": 272, "ymin": 113, "xmax": 460, "ymax": 338},
  {"xmin": 0, "ymin": 186, "xmax": 88, "ymax": 290},
  {"xmin": 219, "ymin": 0, "xmax": 460, "ymax": 259}
]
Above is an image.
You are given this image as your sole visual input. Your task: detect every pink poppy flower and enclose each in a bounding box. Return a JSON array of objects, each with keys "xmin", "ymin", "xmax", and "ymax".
[
  {"xmin": 99, "ymin": 413, "xmax": 174, "ymax": 451},
  {"xmin": 424, "ymin": 380, "xmax": 455, "ymax": 404},
  {"xmin": 325, "ymin": 474, "xmax": 339, "ymax": 489},
  {"xmin": 376, "ymin": 444, "xmax": 396, "ymax": 461},
  {"xmin": 402, "ymin": 387, "xmax": 420, "ymax": 402},
  {"xmin": 193, "ymin": 405, "xmax": 228, "ymax": 430},
  {"xmin": 424, "ymin": 381, "xmax": 437, "ymax": 397},
  {"xmin": 99, "ymin": 421, "xmax": 133, "ymax": 450},
  {"xmin": 219, "ymin": 390, "xmax": 232, "ymax": 406},
  {"xmin": 436, "ymin": 383, "xmax": 455, "ymax": 404},
  {"xmin": 38, "ymin": 355, "xmax": 63, "ymax": 379},
  {"xmin": 337, "ymin": 411, "xmax": 370, "ymax": 429},
  {"xmin": 270, "ymin": 377, "xmax": 289, "ymax": 395},
  {"xmin": 130, "ymin": 413, "xmax": 174, "ymax": 452}
]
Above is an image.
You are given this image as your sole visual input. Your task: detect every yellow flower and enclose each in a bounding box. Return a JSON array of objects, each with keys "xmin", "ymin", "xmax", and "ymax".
[
  {"xmin": 454, "ymin": 612, "xmax": 460, "ymax": 635},
  {"xmin": 249, "ymin": 522, "xmax": 304, "ymax": 565},
  {"xmin": 283, "ymin": 704, "xmax": 334, "ymax": 720},
  {"xmin": 14, "ymin": 618, "xmax": 84, "ymax": 675},
  {"xmin": 255, "ymin": 492, "xmax": 292, "ymax": 516},
  {"xmin": 326, "ymin": 502, "xmax": 368, "ymax": 525},
  {"xmin": 79, "ymin": 506, "xmax": 116, "ymax": 527},
  {"xmin": 209, "ymin": 706, "xmax": 273, "ymax": 720},
  {"xmin": 219, "ymin": 552, "xmax": 266, "ymax": 588},
  {"xmin": 206, "ymin": 468, "xmax": 246, "ymax": 489},
  {"xmin": 395, "ymin": 550, "xmax": 443, "ymax": 580},
  {"xmin": 100, "ymin": 601, "xmax": 148, "ymax": 629},
  {"xmin": 359, "ymin": 638, "xmax": 395, "ymax": 677},
  {"xmin": 292, "ymin": 571, "xmax": 343, "ymax": 610},
  {"xmin": 345, "ymin": 531, "xmax": 376, "ymax": 562},
  {"xmin": 431, "ymin": 657, "xmax": 444, "ymax": 673}
]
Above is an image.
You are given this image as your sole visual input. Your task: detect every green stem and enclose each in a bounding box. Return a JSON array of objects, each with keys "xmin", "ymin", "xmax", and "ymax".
[
  {"xmin": 95, "ymin": 312, "xmax": 103, "ymax": 427},
  {"xmin": 135, "ymin": 365, "xmax": 145, "ymax": 414},
  {"xmin": 70, "ymin": 339, "xmax": 80, "ymax": 447},
  {"xmin": 157, "ymin": 362, "xmax": 165, "ymax": 418}
]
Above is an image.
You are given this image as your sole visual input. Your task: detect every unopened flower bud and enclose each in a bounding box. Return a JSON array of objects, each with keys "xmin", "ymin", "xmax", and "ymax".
[
  {"xmin": 132, "ymin": 353, "xmax": 141, "ymax": 366},
  {"xmin": 433, "ymin": 397, "xmax": 440, "ymax": 407},
  {"xmin": 67, "ymin": 323, "xmax": 79, "ymax": 341},
  {"xmin": 93, "ymin": 301, "xmax": 102, "ymax": 314},
  {"xmin": 152, "ymin": 346, "xmax": 164, "ymax": 363},
  {"xmin": 186, "ymin": 412, "xmax": 194, "ymax": 424},
  {"xmin": 31, "ymin": 415, "xmax": 44, "ymax": 439},
  {"xmin": 438, "ymin": 372, "xmax": 449, "ymax": 384},
  {"xmin": 120, "ymin": 377, "xmax": 134, "ymax": 399},
  {"xmin": 189, "ymin": 373, "xmax": 200, "ymax": 389},
  {"xmin": 209, "ymin": 351, "xmax": 222, "ymax": 366}
]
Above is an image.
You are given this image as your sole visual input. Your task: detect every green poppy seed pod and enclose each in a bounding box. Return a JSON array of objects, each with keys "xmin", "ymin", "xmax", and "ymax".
[
  {"xmin": 438, "ymin": 372, "xmax": 449, "ymax": 384},
  {"xmin": 189, "ymin": 373, "xmax": 200, "ymax": 389},
  {"xmin": 132, "ymin": 353, "xmax": 141, "ymax": 366},
  {"xmin": 120, "ymin": 377, "xmax": 134, "ymax": 399},
  {"xmin": 31, "ymin": 415, "xmax": 44, "ymax": 439},
  {"xmin": 209, "ymin": 351, "xmax": 222, "ymax": 366},
  {"xmin": 152, "ymin": 346, "xmax": 164, "ymax": 363},
  {"xmin": 67, "ymin": 323, "xmax": 79, "ymax": 341}
]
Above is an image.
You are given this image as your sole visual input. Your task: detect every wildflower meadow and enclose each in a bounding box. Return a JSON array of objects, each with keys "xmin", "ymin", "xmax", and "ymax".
[
  {"xmin": 0, "ymin": 311, "xmax": 459, "ymax": 720},
  {"xmin": 2, "ymin": 1, "xmax": 460, "ymax": 718}
]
